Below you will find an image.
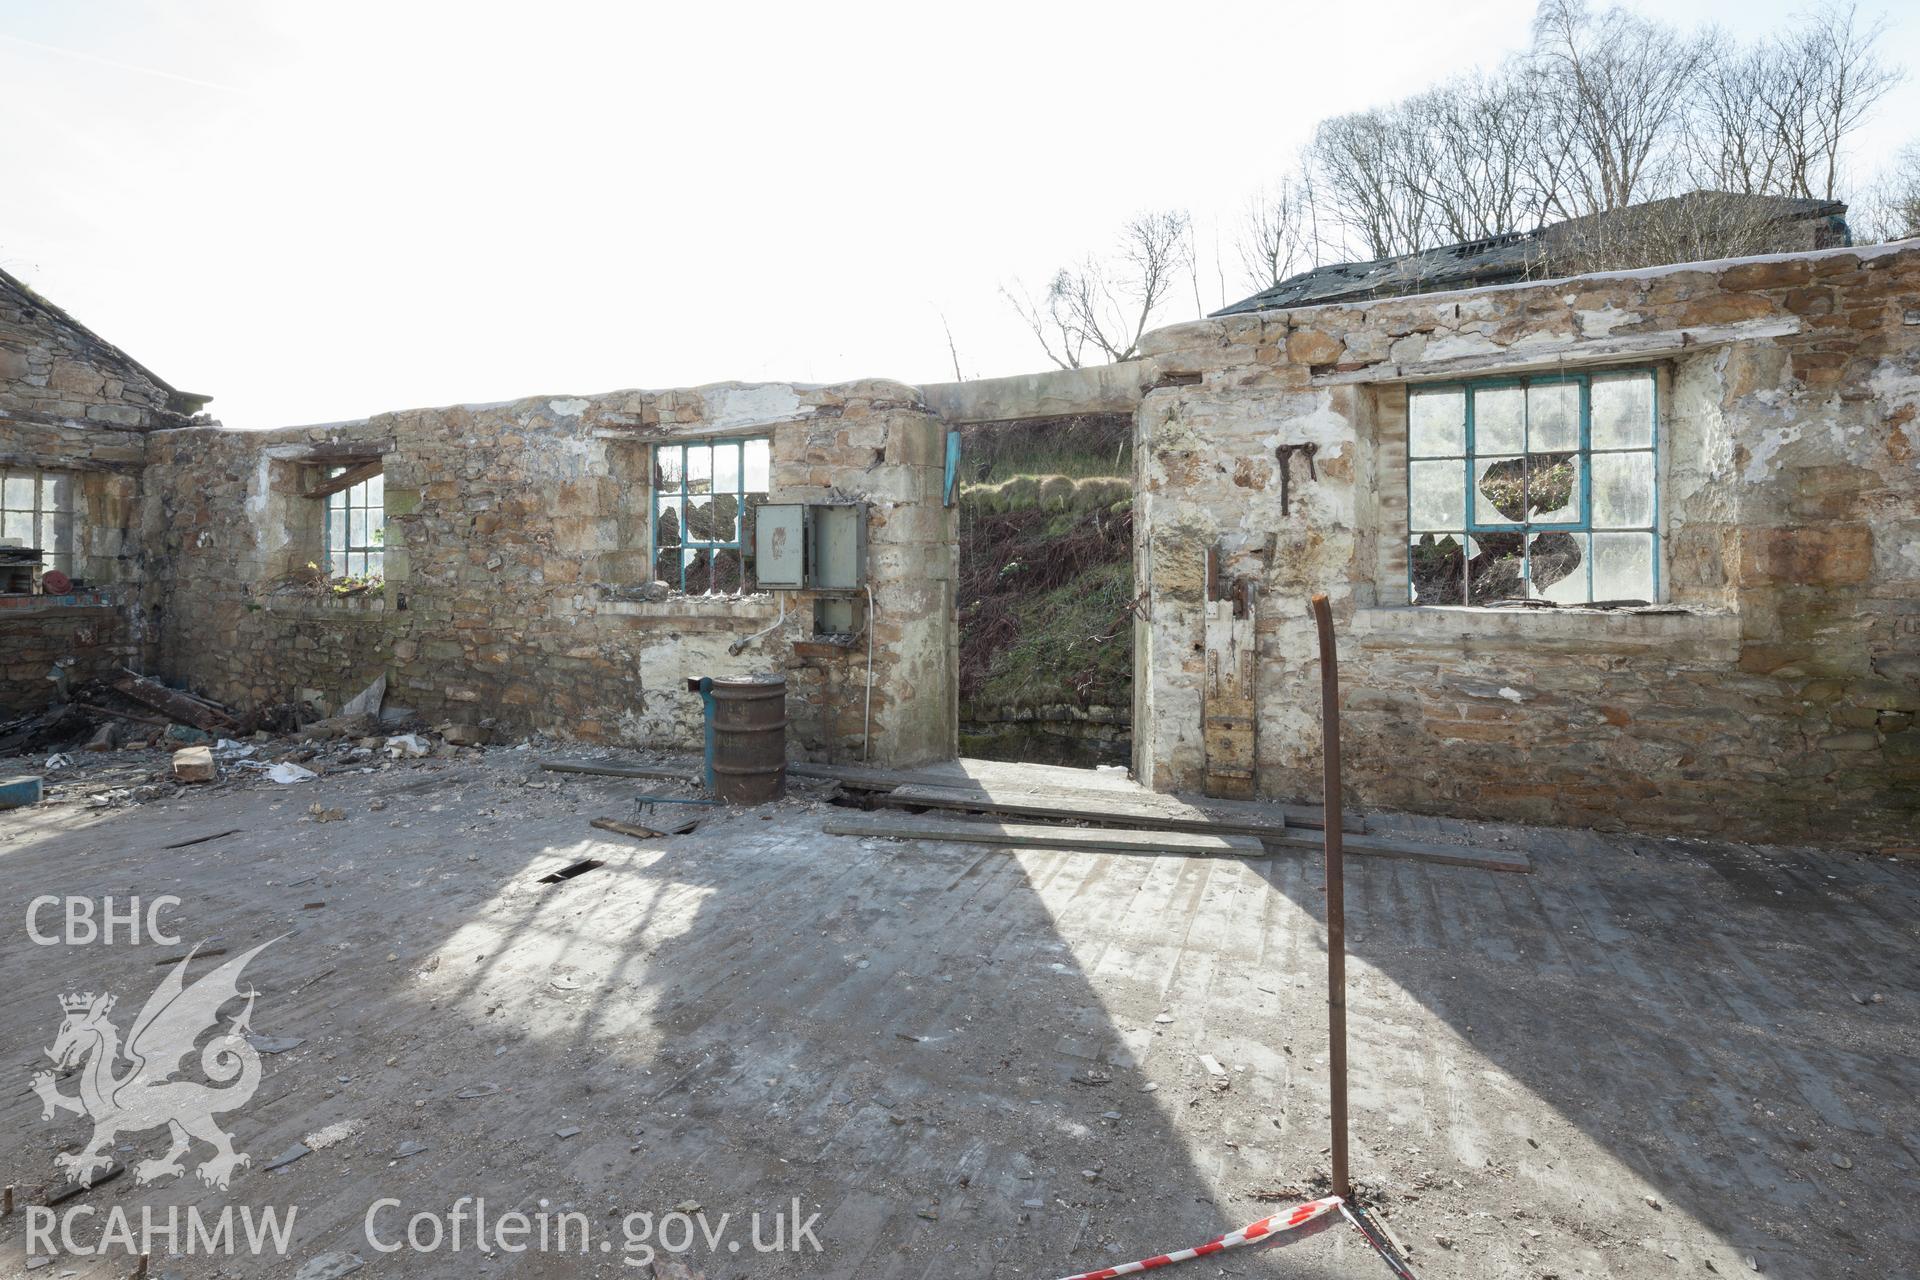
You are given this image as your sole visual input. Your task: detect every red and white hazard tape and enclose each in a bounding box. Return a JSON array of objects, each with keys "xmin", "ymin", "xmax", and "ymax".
[{"xmin": 1054, "ymin": 1195, "xmax": 1344, "ymax": 1280}]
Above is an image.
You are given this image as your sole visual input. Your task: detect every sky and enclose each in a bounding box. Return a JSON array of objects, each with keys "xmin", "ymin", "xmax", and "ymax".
[{"xmin": 4, "ymin": 0, "xmax": 1917, "ymax": 429}]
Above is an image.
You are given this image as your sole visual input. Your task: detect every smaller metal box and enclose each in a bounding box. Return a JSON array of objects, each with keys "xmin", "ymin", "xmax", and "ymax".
[
  {"xmin": 753, "ymin": 503, "xmax": 806, "ymax": 589},
  {"xmin": 807, "ymin": 503, "xmax": 867, "ymax": 591}
]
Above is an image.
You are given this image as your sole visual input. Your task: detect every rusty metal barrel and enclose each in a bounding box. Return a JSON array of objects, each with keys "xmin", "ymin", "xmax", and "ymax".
[{"xmin": 705, "ymin": 674, "xmax": 788, "ymax": 804}]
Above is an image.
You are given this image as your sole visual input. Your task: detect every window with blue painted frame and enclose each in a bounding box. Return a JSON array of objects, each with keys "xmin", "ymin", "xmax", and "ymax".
[
  {"xmin": 1407, "ymin": 369, "xmax": 1658, "ymax": 606},
  {"xmin": 651, "ymin": 437, "xmax": 771, "ymax": 594}
]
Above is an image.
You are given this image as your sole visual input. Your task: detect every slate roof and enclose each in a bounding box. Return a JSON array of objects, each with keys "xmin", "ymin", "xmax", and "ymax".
[{"xmin": 1215, "ymin": 193, "xmax": 1849, "ymax": 316}]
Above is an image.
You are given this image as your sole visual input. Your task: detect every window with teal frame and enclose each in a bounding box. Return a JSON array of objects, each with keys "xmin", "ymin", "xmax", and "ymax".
[
  {"xmin": 651, "ymin": 438, "xmax": 771, "ymax": 594},
  {"xmin": 1407, "ymin": 369, "xmax": 1658, "ymax": 606}
]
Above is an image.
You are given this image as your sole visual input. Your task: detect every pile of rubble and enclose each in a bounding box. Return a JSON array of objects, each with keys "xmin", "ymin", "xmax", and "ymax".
[{"xmin": 0, "ymin": 670, "xmax": 503, "ymax": 811}]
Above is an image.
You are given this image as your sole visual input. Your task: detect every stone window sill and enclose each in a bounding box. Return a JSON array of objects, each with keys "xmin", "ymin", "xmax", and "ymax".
[
  {"xmin": 1352, "ymin": 604, "xmax": 1739, "ymax": 654},
  {"xmin": 592, "ymin": 590, "xmax": 778, "ymax": 622},
  {"xmin": 260, "ymin": 591, "xmax": 390, "ymax": 619}
]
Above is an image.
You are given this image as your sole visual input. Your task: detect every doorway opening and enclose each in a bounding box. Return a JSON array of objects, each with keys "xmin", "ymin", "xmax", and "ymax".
[{"xmin": 954, "ymin": 413, "xmax": 1136, "ymax": 769}]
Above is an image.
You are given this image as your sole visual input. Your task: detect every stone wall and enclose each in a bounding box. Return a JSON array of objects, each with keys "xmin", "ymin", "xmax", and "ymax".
[
  {"xmin": 140, "ymin": 381, "xmax": 958, "ymax": 766},
  {"xmin": 1129, "ymin": 242, "xmax": 1920, "ymax": 848},
  {"xmin": 11, "ymin": 241, "xmax": 1918, "ymax": 846},
  {"xmin": 1, "ymin": 272, "xmax": 194, "ymax": 712},
  {"xmin": 959, "ymin": 701, "xmax": 1130, "ymax": 768},
  {"xmin": 0, "ymin": 589, "xmax": 138, "ymax": 713}
]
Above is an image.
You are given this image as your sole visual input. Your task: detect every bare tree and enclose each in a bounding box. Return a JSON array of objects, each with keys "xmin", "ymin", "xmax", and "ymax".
[
  {"xmin": 1302, "ymin": 57, "xmax": 1584, "ymax": 261},
  {"xmin": 938, "ymin": 312, "xmax": 965, "ymax": 382},
  {"xmin": 1692, "ymin": 4, "xmax": 1902, "ymax": 201},
  {"xmin": 1239, "ymin": 174, "xmax": 1312, "ymax": 291},
  {"xmin": 1309, "ymin": 107, "xmax": 1438, "ymax": 259},
  {"xmin": 1098, "ymin": 1, "xmax": 1903, "ymax": 324},
  {"xmin": 1689, "ymin": 31, "xmax": 1797, "ymax": 196},
  {"xmin": 1855, "ymin": 141, "xmax": 1920, "ymax": 242},
  {"xmin": 1421, "ymin": 68, "xmax": 1563, "ymax": 242},
  {"xmin": 1005, "ymin": 211, "xmax": 1193, "ymax": 369},
  {"xmin": 1792, "ymin": 2, "xmax": 1902, "ymax": 199},
  {"xmin": 1530, "ymin": 0, "xmax": 1708, "ymax": 216}
]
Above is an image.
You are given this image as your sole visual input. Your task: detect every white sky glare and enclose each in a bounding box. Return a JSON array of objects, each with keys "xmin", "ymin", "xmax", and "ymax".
[{"xmin": 3, "ymin": 0, "xmax": 1916, "ymax": 428}]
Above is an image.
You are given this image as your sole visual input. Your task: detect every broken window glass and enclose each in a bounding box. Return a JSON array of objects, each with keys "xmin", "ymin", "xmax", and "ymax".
[
  {"xmin": 685, "ymin": 495, "xmax": 716, "ymax": 542},
  {"xmin": 1466, "ymin": 532, "xmax": 1524, "ymax": 604},
  {"xmin": 1527, "ymin": 531, "xmax": 1588, "ymax": 604},
  {"xmin": 681, "ymin": 547, "xmax": 713, "ymax": 595},
  {"xmin": 1526, "ymin": 452, "xmax": 1580, "ymax": 525},
  {"xmin": 710, "ymin": 492, "xmax": 740, "ymax": 545},
  {"xmin": 1405, "ymin": 369, "xmax": 1658, "ymax": 606},
  {"xmin": 711, "ymin": 548, "xmax": 743, "ymax": 595},
  {"xmin": 654, "ymin": 447, "xmax": 684, "ymax": 490},
  {"xmin": 650, "ymin": 437, "xmax": 771, "ymax": 594},
  {"xmin": 1409, "ymin": 533, "xmax": 1466, "ymax": 605},
  {"xmin": 655, "ymin": 496, "xmax": 682, "ymax": 548},
  {"xmin": 1473, "ymin": 455, "xmax": 1527, "ymax": 525}
]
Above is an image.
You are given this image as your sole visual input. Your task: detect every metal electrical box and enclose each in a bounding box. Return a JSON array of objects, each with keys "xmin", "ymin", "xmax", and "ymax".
[
  {"xmin": 753, "ymin": 502, "xmax": 866, "ymax": 591},
  {"xmin": 753, "ymin": 504, "xmax": 807, "ymax": 589},
  {"xmin": 807, "ymin": 503, "xmax": 867, "ymax": 591}
]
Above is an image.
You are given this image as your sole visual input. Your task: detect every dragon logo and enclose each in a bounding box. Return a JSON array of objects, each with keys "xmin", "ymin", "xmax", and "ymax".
[{"xmin": 33, "ymin": 940, "xmax": 278, "ymax": 1191}]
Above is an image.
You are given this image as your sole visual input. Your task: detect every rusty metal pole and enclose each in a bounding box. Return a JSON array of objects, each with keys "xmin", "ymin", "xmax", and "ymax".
[{"xmin": 1310, "ymin": 593, "xmax": 1351, "ymax": 1202}]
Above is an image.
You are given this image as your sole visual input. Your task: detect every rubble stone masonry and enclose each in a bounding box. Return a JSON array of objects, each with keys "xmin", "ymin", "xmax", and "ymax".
[
  {"xmin": 1130, "ymin": 242, "xmax": 1920, "ymax": 848},
  {"xmin": 139, "ymin": 381, "xmax": 958, "ymax": 766},
  {"xmin": 0, "ymin": 271, "xmax": 185, "ymax": 710},
  {"xmin": 7, "ymin": 242, "xmax": 1918, "ymax": 845}
]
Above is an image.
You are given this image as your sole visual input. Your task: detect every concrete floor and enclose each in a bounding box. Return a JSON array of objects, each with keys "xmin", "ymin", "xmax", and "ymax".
[{"xmin": 0, "ymin": 748, "xmax": 1914, "ymax": 1278}]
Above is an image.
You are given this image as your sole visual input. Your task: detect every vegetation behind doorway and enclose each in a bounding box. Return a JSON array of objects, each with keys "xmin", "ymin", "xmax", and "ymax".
[{"xmin": 956, "ymin": 414, "xmax": 1135, "ymax": 767}]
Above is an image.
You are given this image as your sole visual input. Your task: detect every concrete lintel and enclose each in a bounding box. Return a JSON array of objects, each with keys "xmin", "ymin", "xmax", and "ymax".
[
  {"xmin": 918, "ymin": 361, "xmax": 1160, "ymax": 425},
  {"xmin": 1314, "ymin": 319, "xmax": 1803, "ymax": 386}
]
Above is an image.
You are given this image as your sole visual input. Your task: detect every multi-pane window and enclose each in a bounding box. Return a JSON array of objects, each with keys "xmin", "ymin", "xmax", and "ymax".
[
  {"xmin": 1, "ymin": 468, "xmax": 76, "ymax": 578},
  {"xmin": 651, "ymin": 438, "xmax": 771, "ymax": 594},
  {"xmin": 324, "ymin": 469, "xmax": 385, "ymax": 580},
  {"xmin": 1408, "ymin": 369, "xmax": 1658, "ymax": 606}
]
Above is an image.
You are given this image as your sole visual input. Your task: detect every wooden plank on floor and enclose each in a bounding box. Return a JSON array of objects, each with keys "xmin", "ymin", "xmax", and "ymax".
[
  {"xmin": 1169, "ymin": 789, "xmax": 1364, "ymax": 833},
  {"xmin": 790, "ymin": 759, "xmax": 1358, "ymax": 832},
  {"xmin": 880, "ymin": 783, "xmax": 1294, "ymax": 841},
  {"xmin": 789, "ymin": 761, "xmax": 953, "ymax": 791},
  {"xmin": 1259, "ymin": 826, "xmax": 1533, "ymax": 873},
  {"xmin": 541, "ymin": 758, "xmax": 703, "ymax": 782},
  {"xmin": 790, "ymin": 758, "xmax": 1139, "ymax": 794},
  {"xmin": 875, "ymin": 786, "xmax": 1527, "ymax": 872},
  {"xmin": 823, "ymin": 816, "xmax": 1268, "ymax": 857}
]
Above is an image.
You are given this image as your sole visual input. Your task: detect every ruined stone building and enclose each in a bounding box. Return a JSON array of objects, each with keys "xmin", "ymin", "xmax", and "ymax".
[{"xmin": 4, "ymin": 239, "xmax": 1916, "ymax": 848}]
